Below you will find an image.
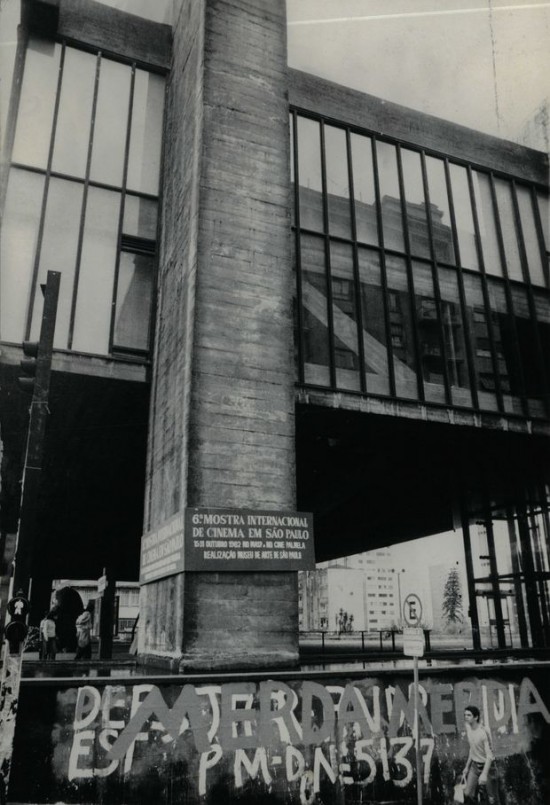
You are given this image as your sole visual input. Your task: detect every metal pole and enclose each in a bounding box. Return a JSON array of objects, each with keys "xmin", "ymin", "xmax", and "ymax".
[{"xmin": 413, "ymin": 655, "xmax": 423, "ymax": 805}]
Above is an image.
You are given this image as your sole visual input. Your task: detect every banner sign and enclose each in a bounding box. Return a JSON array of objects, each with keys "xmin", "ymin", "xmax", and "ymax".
[
  {"xmin": 139, "ymin": 512, "xmax": 184, "ymax": 584},
  {"xmin": 9, "ymin": 667, "xmax": 550, "ymax": 803},
  {"xmin": 184, "ymin": 508, "xmax": 315, "ymax": 571}
]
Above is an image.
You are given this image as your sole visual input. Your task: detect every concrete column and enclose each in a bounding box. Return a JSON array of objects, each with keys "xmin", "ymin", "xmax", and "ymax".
[{"xmin": 140, "ymin": 0, "xmax": 297, "ymax": 670}]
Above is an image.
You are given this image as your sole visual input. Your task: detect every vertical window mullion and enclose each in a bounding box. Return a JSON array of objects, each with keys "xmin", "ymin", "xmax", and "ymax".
[
  {"xmin": 320, "ymin": 121, "xmax": 337, "ymax": 389},
  {"xmin": 371, "ymin": 137, "xmax": 396, "ymax": 398},
  {"xmin": 346, "ymin": 128, "xmax": 367, "ymax": 394},
  {"xmin": 67, "ymin": 51, "xmax": 102, "ymax": 349},
  {"xmin": 24, "ymin": 42, "xmax": 66, "ymax": 341},
  {"xmin": 489, "ymin": 173, "xmax": 530, "ymax": 416},
  {"xmin": 444, "ymin": 159, "xmax": 480, "ymax": 409},
  {"xmin": 292, "ymin": 111, "xmax": 306, "ymax": 384},
  {"xmin": 467, "ymin": 166, "xmax": 506, "ymax": 413},
  {"xmin": 0, "ymin": 22, "xmax": 29, "ymax": 217},
  {"xmin": 396, "ymin": 144, "xmax": 424, "ymax": 402},
  {"xmin": 420, "ymin": 150, "xmax": 452, "ymax": 405},
  {"xmin": 109, "ymin": 64, "xmax": 136, "ymax": 353}
]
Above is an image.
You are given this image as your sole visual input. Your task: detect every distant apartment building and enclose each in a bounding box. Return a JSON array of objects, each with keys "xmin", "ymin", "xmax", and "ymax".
[{"xmin": 299, "ymin": 548, "xmax": 398, "ymax": 631}]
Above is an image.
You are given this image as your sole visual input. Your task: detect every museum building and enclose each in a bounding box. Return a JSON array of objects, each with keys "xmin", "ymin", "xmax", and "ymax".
[{"xmin": 0, "ymin": 0, "xmax": 549, "ymax": 671}]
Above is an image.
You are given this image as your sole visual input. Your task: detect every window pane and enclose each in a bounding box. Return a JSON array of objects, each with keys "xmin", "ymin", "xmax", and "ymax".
[
  {"xmin": 450, "ymin": 164, "xmax": 479, "ymax": 271},
  {"xmin": 89, "ymin": 57, "xmax": 132, "ymax": 186},
  {"xmin": 325, "ymin": 126, "xmax": 351, "ymax": 239},
  {"xmin": 351, "ymin": 134, "xmax": 378, "ymax": 246},
  {"xmin": 426, "ymin": 157, "xmax": 455, "ymax": 265},
  {"xmin": 472, "ymin": 172, "xmax": 502, "ymax": 276},
  {"xmin": 0, "ymin": 169, "xmax": 44, "ymax": 341},
  {"xmin": 114, "ymin": 252, "xmax": 154, "ymax": 352},
  {"xmin": 510, "ymin": 285, "xmax": 546, "ymax": 418},
  {"xmin": 29, "ymin": 179, "xmax": 84, "ymax": 349},
  {"xmin": 462, "ymin": 273, "xmax": 499, "ymax": 412},
  {"xmin": 401, "ymin": 149, "xmax": 430, "ymax": 259},
  {"xmin": 126, "ymin": 70, "xmax": 165, "ymax": 194},
  {"xmin": 297, "ymin": 117, "xmax": 323, "ymax": 232},
  {"xmin": 377, "ymin": 141, "xmax": 404, "ymax": 252},
  {"xmin": 486, "ymin": 279, "xmax": 523, "ymax": 415},
  {"xmin": 516, "ymin": 186, "xmax": 546, "ymax": 287},
  {"xmin": 358, "ymin": 249, "xmax": 390, "ymax": 395},
  {"xmin": 72, "ymin": 188, "xmax": 121, "ymax": 353},
  {"xmin": 413, "ymin": 261, "xmax": 445, "ymax": 402},
  {"xmin": 533, "ymin": 291, "xmax": 550, "ymax": 396},
  {"xmin": 494, "ymin": 178, "xmax": 524, "ymax": 282},
  {"xmin": 537, "ymin": 192, "xmax": 549, "ymax": 250},
  {"xmin": 300, "ymin": 234, "xmax": 330, "ymax": 385},
  {"xmin": 438, "ymin": 268, "xmax": 472, "ymax": 407},
  {"xmin": 12, "ymin": 39, "xmax": 61, "ymax": 168},
  {"xmin": 385, "ymin": 254, "xmax": 418, "ymax": 398},
  {"xmin": 123, "ymin": 196, "xmax": 157, "ymax": 239},
  {"xmin": 330, "ymin": 241, "xmax": 359, "ymax": 390},
  {"xmin": 52, "ymin": 47, "xmax": 97, "ymax": 178}
]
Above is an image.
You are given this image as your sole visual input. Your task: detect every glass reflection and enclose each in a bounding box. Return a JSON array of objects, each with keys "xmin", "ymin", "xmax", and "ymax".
[
  {"xmin": 351, "ymin": 134, "xmax": 378, "ymax": 246},
  {"xmin": 358, "ymin": 249, "xmax": 390, "ymax": 395},
  {"xmin": 12, "ymin": 39, "xmax": 61, "ymax": 169},
  {"xmin": 324, "ymin": 126, "xmax": 351, "ymax": 239},
  {"xmin": 426, "ymin": 157, "xmax": 455, "ymax": 265},
  {"xmin": 51, "ymin": 48, "xmax": 97, "ymax": 178},
  {"xmin": 123, "ymin": 196, "xmax": 157, "ymax": 240},
  {"xmin": 72, "ymin": 188, "xmax": 121, "ymax": 354},
  {"xmin": 401, "ymin": 149, "xmax": 430, "ymax": 260},
  {"xmin": 533, "ymin": 291, "xmax": 550, "ymax": 391},
  {"xmin": 494, "ymin": 178, "xmax": 523, "ymax": 282},
  {"xmin": 516, "ymin": 186, "xmax": 546, "ymax": 287},
  {"xmin": 385, "ymin": 255, "xmax": 417, "ymax": 399},
  {"xmin": 413, "ymin": 261, "xmax": 445, "ymax": 402},
  {"xmin": 297, "ymin": 117, "xmax": 323, "ymax": 232},
  {"xmin": 449, "ymin": 164, "xmax": 478, "ymax": 271},
  {"xmin": 114, "ymin": 252, "xmax": 154, "ymax": 352},
  {"xmin": 127, "ymin": 70, "xmax": 165, "ymax": 194},
  {"xmin": 376, "ymin": 141, "xmax": 405, "ymax": 252},
  {"xmin": 537, "ymin": 192, "xmax": 549, "ymax": 250},
  {"xmin": 330, "ymin": 241, "xmax": 359, "ymax": 390},
  {"xmin": 472, "ymin": 172, "xmax": 501, "ymax": 276},
  {"xmin": 462, "ymin": 273, "xmax": 498, "ymax": 411},
  {"xmin": 300, "ymin": 234, "xmax": 330, "ymax": 385},
  {"xmin": 510, "ymin": 286, "xmax": 545, "ymax": 417},
  {"xmin": 438, "ymin": 268, "xmax": 472, "ymax": 406},
  {"xmin": 486, "ymin": 279, "xmax": 523, "ymax": 415},
  {"xmin": 90, "ymin": 58, "xmax": 132, "ymax": 186},
  {"xmin": 29, "ymin": 179, "xmax": 83, "ymax": 348},
  {"xmin": 0, "ymin": 169, "xmax": 44, "ymax": 341}
]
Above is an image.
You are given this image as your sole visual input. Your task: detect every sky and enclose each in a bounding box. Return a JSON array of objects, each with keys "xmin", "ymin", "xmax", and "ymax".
[{"xmin": 287, "ymin": 0, "xmax": 550, "ymax": 151}]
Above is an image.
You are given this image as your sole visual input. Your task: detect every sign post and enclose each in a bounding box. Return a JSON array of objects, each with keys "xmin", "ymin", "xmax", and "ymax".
[{"xmin": 403, "ymin": 593, "xmax": 424, "ymax": 805}]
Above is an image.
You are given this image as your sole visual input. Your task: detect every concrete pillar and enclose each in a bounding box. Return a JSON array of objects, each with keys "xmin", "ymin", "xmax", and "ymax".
[{"xmin": 140, "ymin": 0, "xmax": 297, "ymax": 670}]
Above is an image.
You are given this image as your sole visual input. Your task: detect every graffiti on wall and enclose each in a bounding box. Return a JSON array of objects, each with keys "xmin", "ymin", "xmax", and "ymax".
[{"xmin": 9, "ymin": 672, "xmax": 550, "ymax": 803}]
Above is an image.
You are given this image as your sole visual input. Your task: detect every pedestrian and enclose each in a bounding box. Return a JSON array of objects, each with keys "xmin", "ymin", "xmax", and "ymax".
[
  {"xmin": 462, "ymin": 705, "xmax": 498, "ymax": 804},
  {"xmin": 40, "ymin": 611, "xmax": 57, "ymax": 660},
  {"xmin": 75, "ymin": 602, "xmax": 93, "ymax": 660}
]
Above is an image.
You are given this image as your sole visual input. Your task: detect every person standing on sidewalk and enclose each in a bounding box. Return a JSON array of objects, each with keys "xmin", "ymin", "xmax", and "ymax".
[
  {"xmin": 40, "ymin": 611, "xmax": 57, "ymax": 660},
  {"xmin": 462, "ymin": 705, "xmax": 499, "ymax": 803},
  {"xmin": 74, "ymin": 602, "xmax": 93, "ymax": 660}
]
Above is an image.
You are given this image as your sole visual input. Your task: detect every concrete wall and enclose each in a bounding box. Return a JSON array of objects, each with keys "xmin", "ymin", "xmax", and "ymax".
[
  {"xmin": 142, "ymin": 0, "xmax": 297, "ymax": 669},
  {"xmin": 9, "ymin": 665, "xmax": 550, "ymax": 803}
]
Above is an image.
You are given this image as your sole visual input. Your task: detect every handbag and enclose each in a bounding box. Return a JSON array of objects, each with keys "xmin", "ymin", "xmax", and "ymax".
[{"xmin": 453, "ymin": 780, "xmax": 466, "ymax": 803}]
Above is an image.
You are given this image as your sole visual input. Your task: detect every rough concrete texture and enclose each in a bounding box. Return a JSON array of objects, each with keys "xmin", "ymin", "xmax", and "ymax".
[{"xmin": 142, "ymin": 0, "xmax": 298, "ymax": 670}]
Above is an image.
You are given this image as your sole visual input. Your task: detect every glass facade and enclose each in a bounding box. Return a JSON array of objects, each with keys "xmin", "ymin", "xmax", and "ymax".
[
  {"xmin": 291, "ymin": 111, "xmax": 550, "ymax": 419},
  {"xmin": 0, "ymin": 37, "xmax": 165, "ymax": 357}
]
